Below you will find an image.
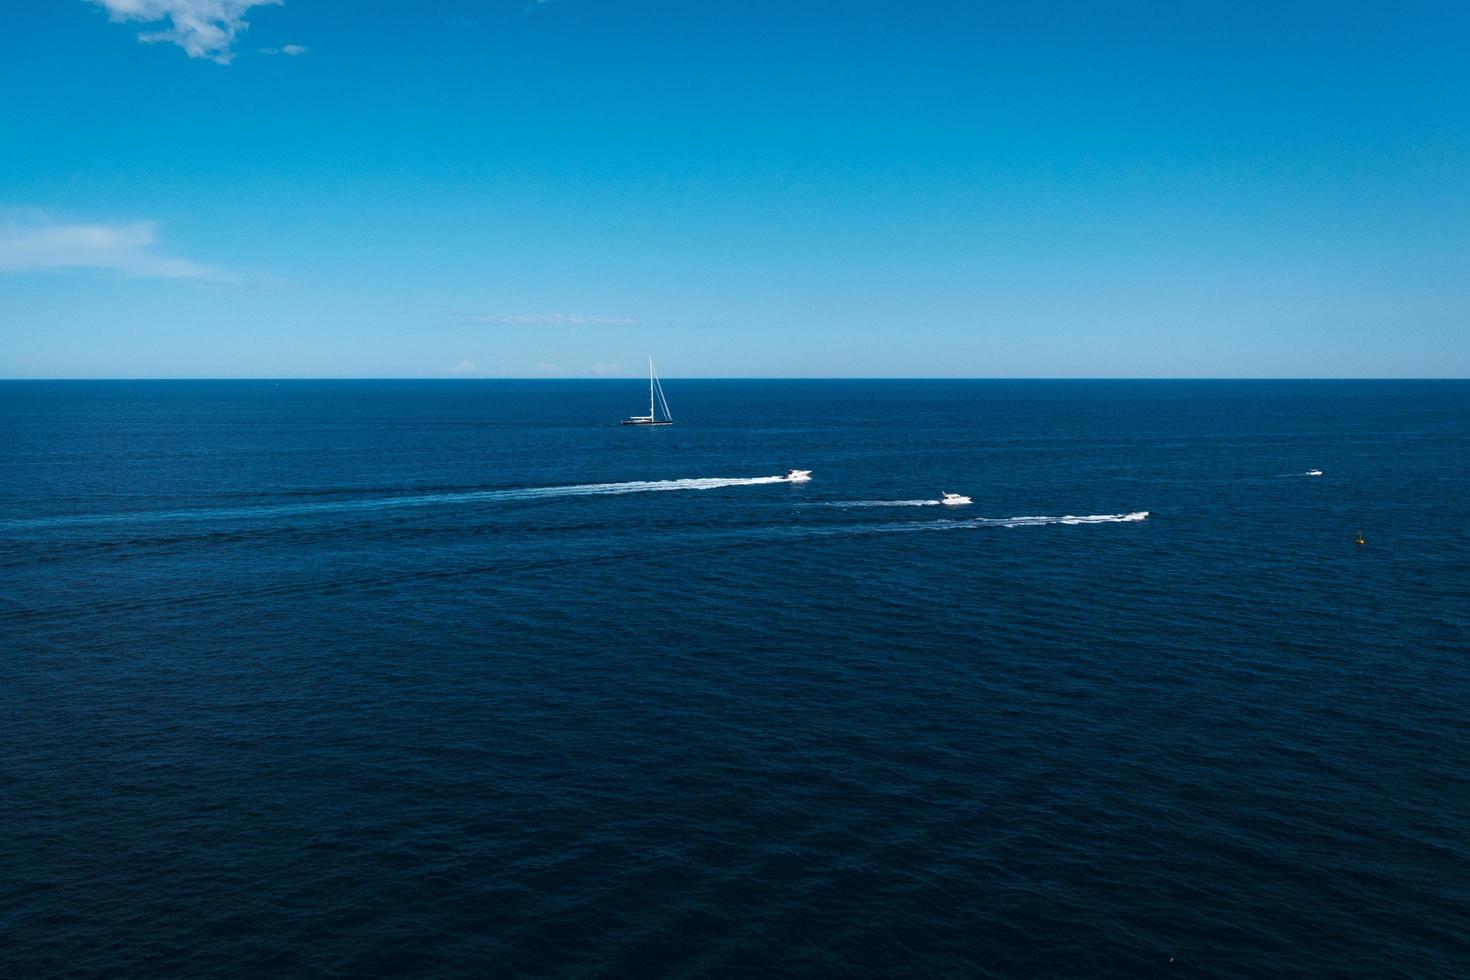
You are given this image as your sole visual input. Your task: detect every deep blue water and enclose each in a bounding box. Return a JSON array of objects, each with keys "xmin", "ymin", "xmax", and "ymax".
[{"xmin": 2, "ymin": 380, "xmax": 1467, "ymax": 978}]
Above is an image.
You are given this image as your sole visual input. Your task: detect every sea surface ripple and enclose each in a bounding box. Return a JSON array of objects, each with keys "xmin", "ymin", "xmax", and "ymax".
[{"xmin": 2, "ymin": 380, "xmax": 1467, "ymax": 978}]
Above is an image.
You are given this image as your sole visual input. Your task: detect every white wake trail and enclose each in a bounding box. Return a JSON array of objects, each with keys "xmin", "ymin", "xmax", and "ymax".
[
  {"xmin": 990, "ymin": 511, "xmax": 1150, "ymax": 527},
  {"xmin": 804, "ymin": 499, "xmax": 942, "ymax": 508},
  {"xmin": 2, "ymin": 475, "xmax": 801, "ymax": 529},
  {"xmin": 829, "ymin": 511, "xmax": 1150, "ymax": 537},
  {"xmin": 517, "ymin": 476, "xmax": 790, "ymax": 500}
]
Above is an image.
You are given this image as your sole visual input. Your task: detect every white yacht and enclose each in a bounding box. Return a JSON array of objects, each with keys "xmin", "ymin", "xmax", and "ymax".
[
  {"xmin": 1306, "ymin": 469, "xmax": 1323, "ymax": 477},
  {"xmin": 621, "ymin": 356, "xmax": 673, "ymax": 426},
  {"xmin": 940, "ymin": 492, "xmax": 972, "ymax": 506},
  {"xmin": 784, "ymin": 469, "xmax": 812, "ymax": 482}
]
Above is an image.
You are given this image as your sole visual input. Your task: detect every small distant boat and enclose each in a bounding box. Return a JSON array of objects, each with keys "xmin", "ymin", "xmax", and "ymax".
[
  {"xmin": 622, "ymin": 356, "xmax": 673, "ymax": 426},
  {"xmin": 784, "ymin": 469, "xmax": 812, "ymax": 482},
  {"xmin": 940, "ymin": 492, "xmax": 972, "ymax": 506},
  {"xmin": 1306, "ymin": 469, "xmax": 1323, "ymax": 477}
]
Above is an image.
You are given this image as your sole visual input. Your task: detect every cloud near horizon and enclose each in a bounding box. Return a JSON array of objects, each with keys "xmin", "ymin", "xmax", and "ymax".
[
  {"xmin": 89, "ymin": 0, "xmax": 283, "ymax": 65},
  {"xmin": 457, "ymin": 313, "xmax": 644, "ymax": 326},
  {"xmin": 527, "ymin": 362, "xmax": 626, "ymax": 378},
  {"xmin": 0, "ymin": 215, "xmax": 229, "ymax": 282}
]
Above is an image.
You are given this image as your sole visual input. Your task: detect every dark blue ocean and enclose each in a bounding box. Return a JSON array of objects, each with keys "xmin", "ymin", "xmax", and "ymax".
[{"xmin": 2, "ymin": 380, "xmax": 1467, "ymax": 978}]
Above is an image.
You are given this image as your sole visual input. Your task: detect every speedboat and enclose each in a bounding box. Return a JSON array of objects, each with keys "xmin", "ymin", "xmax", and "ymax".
[
  {"xmin": 1306, "ymin": 469, "xmax": 1323, "ymax": 476},
  {"xmin": 784, "ymin": 469, "xmax": 812, "ymax": 482},
  {"xmin": 940, "ymin": 492, "xmax": 972, "ymax": 506}
]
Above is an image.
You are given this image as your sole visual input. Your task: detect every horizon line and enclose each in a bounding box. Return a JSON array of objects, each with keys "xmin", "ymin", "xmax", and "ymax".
[{"xmin": 2, "ymin": 377, "xmax": 1466, "ymax": 383}]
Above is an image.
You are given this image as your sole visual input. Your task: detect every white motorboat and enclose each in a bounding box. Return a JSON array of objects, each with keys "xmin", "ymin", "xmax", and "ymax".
[
  {"xmin": 940, "ymin": 492, "xmax": 972, "ymax": 505},
  {"xmin": 784, "ymin": 469, "xmax": 812, "ymax": 482},
  {"xmin": 1306, "ymin": 469, "xmax": 1323, "ymax": 476},
  {"xmin": 621, "ymin": 356, "xmax": 673, "ymax": 425}
]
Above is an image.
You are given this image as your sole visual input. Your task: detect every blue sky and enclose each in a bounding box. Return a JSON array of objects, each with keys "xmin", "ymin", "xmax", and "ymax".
[{"xmin": 2, "ymin": 1, "xmax": 1467, "ymax": 378}]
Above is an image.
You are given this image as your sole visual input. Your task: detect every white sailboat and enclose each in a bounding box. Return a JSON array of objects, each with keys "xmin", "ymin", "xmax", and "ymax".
[{"xmin": 622, "ymin": 356, "xmax": 674, "ymax": 426}]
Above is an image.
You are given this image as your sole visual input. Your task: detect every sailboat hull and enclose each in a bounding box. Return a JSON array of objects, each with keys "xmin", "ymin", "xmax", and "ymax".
[{"xmin": 622, "ymin": 356, "xmax": 674, "ymax": 425}]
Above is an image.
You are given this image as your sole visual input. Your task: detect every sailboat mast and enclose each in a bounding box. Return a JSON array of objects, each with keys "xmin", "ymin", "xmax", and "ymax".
[{"xmin": 649, "ymin": 355, "xmax": 655, "ymax": 420}]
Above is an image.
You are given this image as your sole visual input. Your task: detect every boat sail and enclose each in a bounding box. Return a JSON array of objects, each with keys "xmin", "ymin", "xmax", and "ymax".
[{"xmin": 622, "ymin": 356, "xmax": 673, "ymax": 426}]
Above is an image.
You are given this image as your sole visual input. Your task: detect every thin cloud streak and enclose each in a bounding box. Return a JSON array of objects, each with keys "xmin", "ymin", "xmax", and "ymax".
[
  {"xmin": 525, "ymin": 362, "xmax": 627, "ymax": 378},
  {"xmin": 0, "ymin": 215, "xmax": 232, "ymax": 283},
  {"xmin": 457, "ymin": 313, "xmax": 644, "ymax": 326},
  {"xmin": 447, "ymin": 312, "xmax": 730, "ymax": 331}
]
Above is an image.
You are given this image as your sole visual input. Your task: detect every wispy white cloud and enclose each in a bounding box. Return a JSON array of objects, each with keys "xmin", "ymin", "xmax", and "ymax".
[
  {"xmin": 524, "ymin": 362, "xmax": 627, "ymax": 378},
  {"xmin": 426, "ymin": 360, "xmax": 638, "ymax": 380},
  {"xmin": 0, "ymin": 214, "xmax": 230, "ymax": 282},
  {"xmin": 258, "ymin": 43, "xmax": 307, "ymax": 55},
  {"xmin": 89, "ymin": 0, "xmax": 283, "ymax": 65},
  {"xmin": 457, "ymin": 312, "xmax": 643, "ymax": 326}
]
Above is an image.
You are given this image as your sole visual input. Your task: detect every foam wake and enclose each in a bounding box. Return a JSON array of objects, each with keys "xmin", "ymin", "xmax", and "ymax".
[
  {"xmin": 988, "ymin": 511, "xmax": 1149, "ymax": 527},
  {"xmin": 832, "ymin": 511, "xmax": 1150, "ymax": 536},
  {"xmin": 804, "ymin": 499, "xmax": 942, "ymax": 508},
  {"xmin": 2, "ymin": 475, "xmax": 799, "ymax": 529}
]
